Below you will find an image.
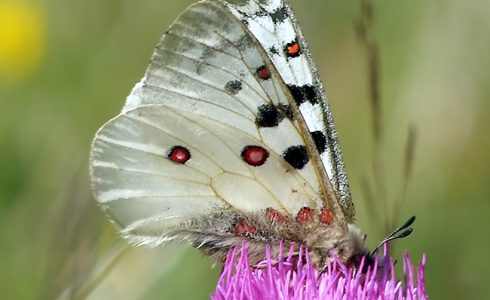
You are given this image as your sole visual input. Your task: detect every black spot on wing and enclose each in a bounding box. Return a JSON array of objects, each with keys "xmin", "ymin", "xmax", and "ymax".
[
  {"xmin": 278, "ymin": 103, "xmax": 294, "ymax": 120},
  {"xmin": 287, "ymin": 84, "xmax": 318, "ymax": 105},
  {"xmin": 283, "ymin": 145, "xmax": 309, "ymax": 169},
  {"xmin": 311, "ymin": 131, "xmax": 327, "ymax": 153},
  {"xmin": 255, "ymin": 10, "xmax": 268, "ymax": 18},
  {"xmin": 269, "ymin": 46, "xmax": 279, "ymax": 55},
  {"xmin": 225, "ymin": 80, "xmax": 242, "ymax": 95},
  {"xmin": 287, "ymin": 85, "xmax": 305, "ymax": 105},
  {"xmin": 270, "ymin": 6, "xmax": 288, "ymax": 23},
  {"xmin": 256, "ymin": 104, "xmax": 284, "ymax": 128}
]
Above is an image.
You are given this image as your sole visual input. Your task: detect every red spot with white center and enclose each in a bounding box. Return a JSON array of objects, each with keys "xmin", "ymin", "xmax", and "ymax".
[
  {"xmin": 266, "ymin": 208, "xmax": 291, "ymax": 224},
  {"xmin": 319, "ymin": 207, "xmax": 334, "ymax": 225},
  {"xmin": 285, "ymin": 41, "xmax": 301, "ymax": 57},
  {"xmin": 168, "ymin": 145, "xmax": 191, "ymax": 164},
  {"xmin": 296, "ymin": 207, "xmax": 315, "ymax": 223},
  {"xmin": 241, "ymin": 145, "xmax": 269, "ymax": 166},
  {"xmin": 233, "ymin": 219, "xmax": 257, "ymax": 236},
  {"xmin": 256, "ymin": 65, "xmax": 271, "ymax": 80}
]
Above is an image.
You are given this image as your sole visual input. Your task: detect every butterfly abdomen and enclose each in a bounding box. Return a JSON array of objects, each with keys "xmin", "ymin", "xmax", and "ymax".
[{"xmin": 172, "ymin": 207, "xmax": 367, "ymax": 266}]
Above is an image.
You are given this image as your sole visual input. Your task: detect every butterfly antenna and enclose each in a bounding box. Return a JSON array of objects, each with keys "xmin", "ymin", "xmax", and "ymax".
[{"xmin": 370, "ymin": 215, "xmax": 416, "ymax": 257}]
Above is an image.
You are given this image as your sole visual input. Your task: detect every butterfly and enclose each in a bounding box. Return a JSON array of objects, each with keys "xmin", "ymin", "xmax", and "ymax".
[{"xmin": 90, "ymin": 0, "xmax": 413, "ymax": 268}]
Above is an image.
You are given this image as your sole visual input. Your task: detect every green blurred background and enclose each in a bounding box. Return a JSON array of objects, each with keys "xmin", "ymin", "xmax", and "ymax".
[{"xmin": 1, "ymin": 0, "xmax": 489, "ymax": 299}]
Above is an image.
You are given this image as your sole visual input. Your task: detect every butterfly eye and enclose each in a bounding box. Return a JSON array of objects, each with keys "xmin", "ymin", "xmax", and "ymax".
[
  {"xmin": 167, "ymin": 145, "xmax": 191, "ymax": 164},
  {"xmin": 241, "ymin": 145, "xmax": 269, "ymax": 166}
]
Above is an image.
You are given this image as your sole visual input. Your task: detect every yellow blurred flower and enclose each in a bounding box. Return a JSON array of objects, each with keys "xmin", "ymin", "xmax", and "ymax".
[{"xmin": 0, "ymin": 1, "xmax": 45, "ymax": 82}]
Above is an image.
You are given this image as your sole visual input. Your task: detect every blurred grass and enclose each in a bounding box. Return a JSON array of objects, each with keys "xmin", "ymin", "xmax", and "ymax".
[{"xmin": 1, "ymin": 0, "xmax": 489, "ymax": 299}]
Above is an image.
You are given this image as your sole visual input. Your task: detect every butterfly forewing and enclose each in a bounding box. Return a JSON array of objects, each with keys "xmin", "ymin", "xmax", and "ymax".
[{"xmin": 223, "ymin": 0, "xmax": 354, "ymax": 220}]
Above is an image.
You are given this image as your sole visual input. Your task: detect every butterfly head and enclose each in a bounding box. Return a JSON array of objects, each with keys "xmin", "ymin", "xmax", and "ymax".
[
  {"xmin": 305, "ymin": 223, "xmax": 369, "ymax": 268},
  {"xmin": 309, "ymin": 216, "xmax": 416, "ymax": 271},
  {"xmin": 341, "ymin": 224, "xmax": 371, "ymax": 267}
]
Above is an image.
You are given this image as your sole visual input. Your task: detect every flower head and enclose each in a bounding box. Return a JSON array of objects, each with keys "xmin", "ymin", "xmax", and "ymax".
[{"xmin": 212, "ymin": 242, "xmax": 427, "ymax": 300}]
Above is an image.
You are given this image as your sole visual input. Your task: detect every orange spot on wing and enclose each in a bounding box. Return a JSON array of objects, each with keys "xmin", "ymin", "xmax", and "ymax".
[{"xmin": 286, "ymin": 41, "xmax": 300, "ymax": 57}]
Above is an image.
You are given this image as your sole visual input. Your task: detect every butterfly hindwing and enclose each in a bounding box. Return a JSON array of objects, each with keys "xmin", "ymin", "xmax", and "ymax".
[{"xmin": 92, "ymin": 103, "xmax": 324, "ymax": 243}]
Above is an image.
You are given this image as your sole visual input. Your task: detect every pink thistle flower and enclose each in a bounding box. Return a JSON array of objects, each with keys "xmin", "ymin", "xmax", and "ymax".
[{"xmin": 212, "ymin": 242, "xmax": 428, "ymax": 300}]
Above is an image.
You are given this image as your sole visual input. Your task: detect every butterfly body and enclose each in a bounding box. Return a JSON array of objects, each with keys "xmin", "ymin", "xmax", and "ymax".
[
  {"xmin": 186, "ymin": 210, "xmax": 368, "ymax": 267},
  {"xmin": 90, "ymin": 0, "xmax": 369, "ymax": 268}
]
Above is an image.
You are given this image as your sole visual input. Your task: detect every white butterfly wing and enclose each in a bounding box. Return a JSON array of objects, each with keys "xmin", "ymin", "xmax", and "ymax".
[
  {"xmin": 223, "ymin": 0, "xmax": 354, "ymax": 219},
  {"xmin": 124, "ymin": 0, "xmax": 353, "ymax": 220},
  {"xmin": 92, "ymin": 103, "xmax": 323, "ymax": 244},
  {"xmin": 91, "ymin": 0, "xmax": 339, "ymax": 245}
]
